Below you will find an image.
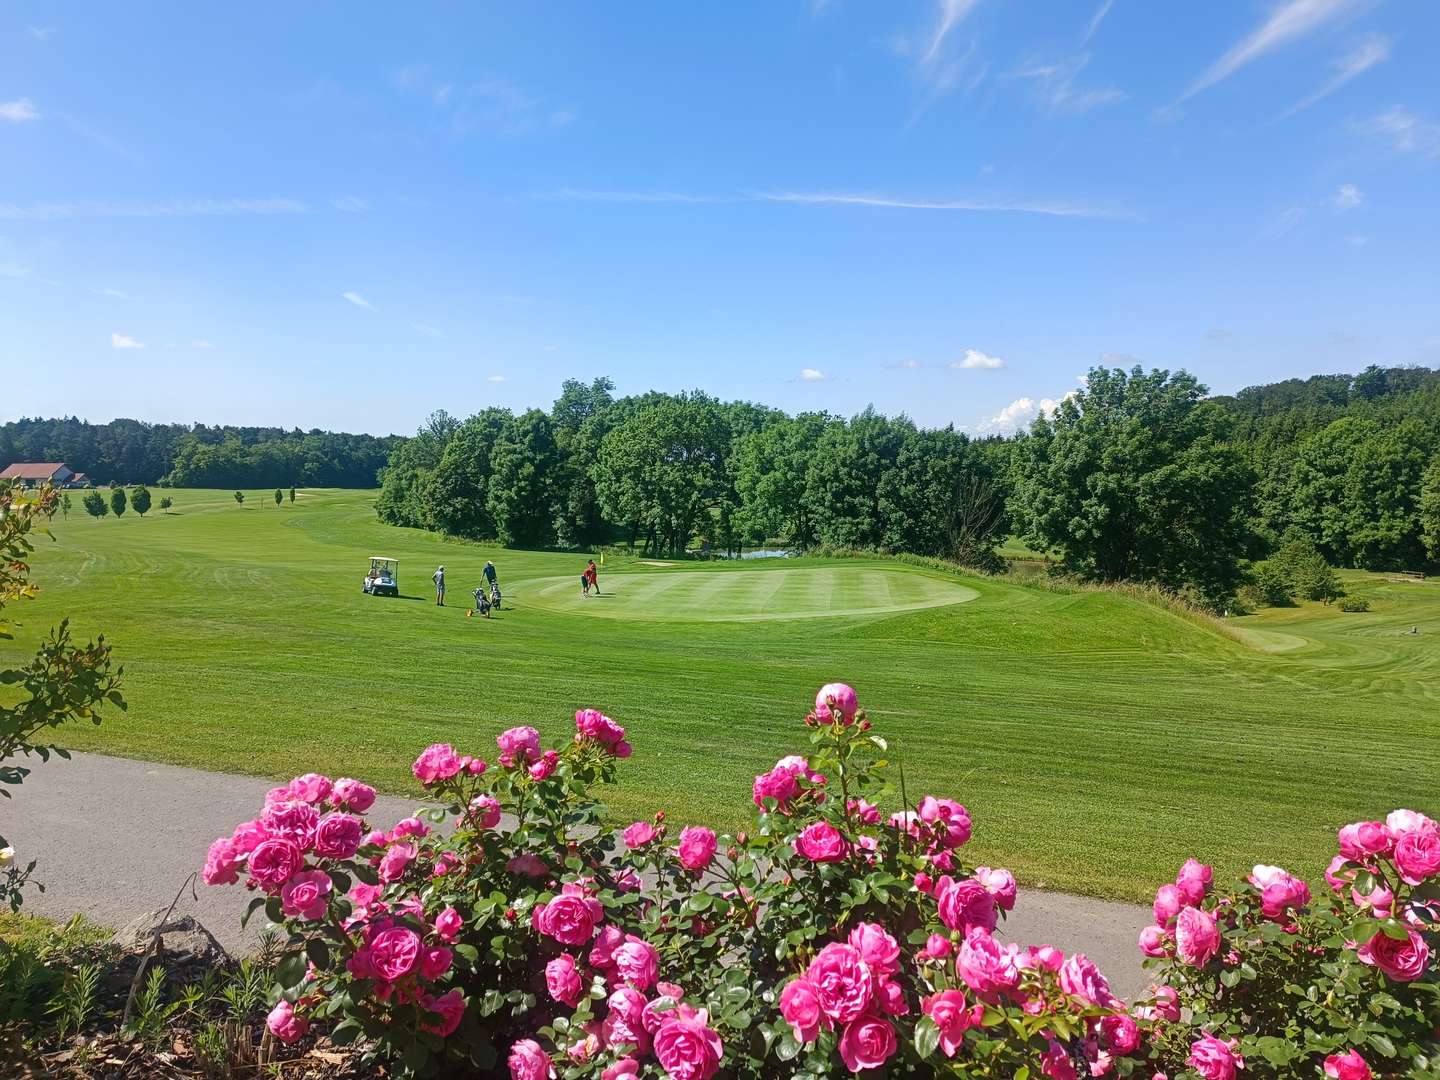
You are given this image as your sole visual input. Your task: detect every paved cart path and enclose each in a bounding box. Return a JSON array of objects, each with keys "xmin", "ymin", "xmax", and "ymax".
[{"xmin": 4, "ymin": 753, "xmax": 1154, "ymax": 998}]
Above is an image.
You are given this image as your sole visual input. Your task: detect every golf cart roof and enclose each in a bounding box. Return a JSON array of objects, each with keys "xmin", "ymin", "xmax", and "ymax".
[{"xmin": 369, "ymin": 555, "xmax": 398, "ymax": 563}]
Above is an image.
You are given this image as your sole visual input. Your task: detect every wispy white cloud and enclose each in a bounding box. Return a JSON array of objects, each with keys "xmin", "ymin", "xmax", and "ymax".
[
  {"xmin": 414, "ymin": 322, "xmax": 445, "ymax": 339},
  {"xmin": 394, "ymin": 67, "xmax": 573, "ymax": 137},
  {"xmin": 1278, "ymin": 33, "xmax": 1391, "ymax": 119},
  {"xmin": 541, "ymin": 188, "xmax": 1133, "ymax": 221},
  {"xmin": 923, "ymin": 0, "xmax": 983, "ymax": 66},
  {"xmin": 111, "ymin": 332, "xmax": 144, "ymax": 350},
  {"xmin": 1178, "ymin": 0, "xmax": 1366, "ymax": 104},
  {"xmin": 0, "ymin": 98, "xmax": 40, "ymax": 122},
  {"xmin": 486, "ymin": 374, "xmax": 509, "ymax": 384},
  {"xmin": 95, "ymin": 286, "xmax": 129, "ymax": 299},
  {"xmin": 975, "ymin": 390, "xmax": 1076, "ymax": 434},
  {"xmin": 885, "ymin": 358, "xmax": 924, "ymax": 371},
  {"xmin": 1265, "ymin": 204, "xmax": 1309, "ymax": 236},
  {"xmin": 1082, "ymin": 0, "xmax": 1115, "ymax": 45},
  {"xmin": 1333, "ymin": 183, "xmax": 1364, "ymax": 210},
  {"xmin": 191, "ymin": 340, "xmax": 215, "ymax": 350},
  {"xmin": 1347, "ymin": 234, "xmax": 1368, "ymax": 247},
  {"xmin": 1008, "ymin": 54, "xmax": 1126, "ymax": 114},
  {"xmin": 798, "ymin": 368, "xmax": 831, "ymax": 383},
  {"xmin": 28, "ymin": 26, "xmax": 55, "ymax": 40},
  {"xmin": 952, "ymin": 348, "xmax": 1006, "ymax": 370},
  {"xmin": 0, "ymin": 198, "xmax": 306, "ymax": 221},
  {"xmin": 331, "ymin": 196, "xmax": 369, "ymax": 212},
  {"xmin": 1360, "ymin": 106, "xmax": 1440, "ymax": 158},
  {"xmin": 341, "ymin": 291, "xmax": 374, "ymax": 309}
]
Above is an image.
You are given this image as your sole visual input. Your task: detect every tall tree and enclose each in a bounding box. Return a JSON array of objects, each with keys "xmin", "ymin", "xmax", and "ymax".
[
  {"xmin": 424, "ymin": 409, "xmax": 511, "ymax": 539},
  {"xmin": 804, "ymin": 409, "xmax": 911, "ymax": 550},
  {"xmin": 109, "ymin": 487, "xmax": 127, "ymax": 518},
  {"xmin": 1288, "ymin": 418, "xmax": 1381, "ymax": 565},
  {"xmin": 130, "ymin": 485, "xmax": 152, "ymax": 517},
  {"xmin": 734, "ymin": 413, "xmax": 831, "ymax": 549},
  {"xmin": 1013, "ymin": 365, "xmax": 1257, "ymax": 608},
  {"xmin": 487, "ymin": 410, "xmax": 562, "ymax": 548},
  {"xmin": 82, "ymin": 491, "xmax": 107, "ymax": 520},
  {"xmin": 550, "ymin": 378, "xmax": 617, "ymax": 548},
  {"xmin": 1342, "ymin": 419, "xmax": 1434, "ymax": 569},
  {"xmin": 1421, "ymin": 455, "xmax": 1440, "ymax": 566}
]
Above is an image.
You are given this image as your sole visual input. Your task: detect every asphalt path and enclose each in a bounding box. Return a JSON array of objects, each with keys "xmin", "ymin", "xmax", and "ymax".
[{"xmin": 4, "ymin": 752, "xmax": 1153, "ymax": 998}]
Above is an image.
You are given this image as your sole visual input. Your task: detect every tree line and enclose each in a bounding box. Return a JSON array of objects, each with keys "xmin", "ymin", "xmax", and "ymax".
[
  {"xmin": 0, "ymin": 417, "xmax": 399, "ymax": 488},
  {"xmin": 377, "ymin": 378, "xmax": 1011, "ymax": 568},
  {"xmin": 381, "ymin": 363, "xmax": 1440, "ymax": 611}
]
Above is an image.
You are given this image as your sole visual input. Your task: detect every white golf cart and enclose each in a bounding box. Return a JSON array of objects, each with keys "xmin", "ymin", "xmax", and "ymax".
[{"xmin": 363, "ymin": 556, "xmax": 399, "ymax": 597}]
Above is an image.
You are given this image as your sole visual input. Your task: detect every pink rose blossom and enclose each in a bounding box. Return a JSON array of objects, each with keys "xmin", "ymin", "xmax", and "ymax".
[
  {"xmin": 794, "ymin": 820, "xmax": 849, "ymax": 863},
  {"xmin": 287, "ymin": 773, "xmax": 333, "ymax": 804},
  {"xmin": 838, "ymin": 1015, "xmax": 896, "ymax": 1072},
  {"xmin": 918, "ymin": 796, "xmax": 972, "ymax": 848},
  {"xmin": 468, "ymin": 794, "xmax": 502, "ymax": 830},
  {"xmin": 615, "ymin": 935, "xmax": 660, "ymax": 991},
  {"xmin": 602, "ymin": 1059, "xmax": 640, "ymax": 1080},
  {"xmin": 1386, "ymin": 809, "xmax": 1437, "ymax": 837},
  {"xmin": 1020, "ymin": 944, "xmax": 1065, "ymax": 973},
  {"xmin": 419, "ymin": 945, "xmax": 452, "ymax": 980},
  {"xmin": 412, "ymin": 743, "xmax": 466, "ymax": 784},
  {"xmin": 202, "ymin": 837, "xmax": 240, "ymax": 886},
  {"xmin": 378, "ymin": 842, "xmax": 416, "ymax": 883},
  {"xmin": 1174, "ymin": 906, "xmax": 1220, "ymax": 967},
  {"xmin": 589, "ymin": 924, "xmax": 624, "ymax": 969},
  {"xmin": 508, "ymin": 1038, "xmax": 553, "ymax": 1080},
  {"xmin": 1188, "ymin": 1035, "xmax": 1243, "ymax": 1080},
  {"xmin": 919, "ymin": 933, "xmax": 953, "ymax": 960},
  {"xmin": 266, "ymin": 999, "xmax": 308, "ymax": 1044},
  {"xmin": 261, "ymin": 800, "xmax": 320, "ymax": 849},
  {"xmin": 368, "ymin": 925, "xmax": 422, "ymax": 982},
  {"xmin": 230, "ymin": 819, "xmax": 268, "ymax": 855},
  {"xmin": 1153, "ymin": 883, "xmax": 1183, "ymax": 929},
  {"xmin": 975, "ymin": 866, "xmax": 1017, "ymax": 911},
  {"xmin": 848, "ymin": 798, "xmax": 881, "ymax": 824},
  {"xmin": 497, "ymin": 726, "xmax": 541, "ymax": 765},
  {"xmin": 1175, "ymin": 858, "xmax": 1213, "ymax": 906},
  {"xmin": 956, "ymin": 930, "xmax": 1021, "ymax": 995},
  {"xmin": 603, "ymin": 987, "xmax": 652, "ymax": 1055},
  {"xmin": 847, "ymin": 922, "xmax": 901, "ymax": 975},
  {"xmin": 1139, "ymin": 925, "xmax": 1170, "ymax": 957},
  {"xmin": 247, "ymin": 838, "xmax": 303, "ymax": 891},
  {"xmin": 538, "ymin": 886, "xmax": 603, "ymax": 946},
  {"xmin": 677, "ymin": 826, "xmax": 717, "ymax": 871},
  {"xmin": 779, "ymin": 978, "xmax": 825, "ymax": 1042},
  {"xmin": 528, "ymin": 749, "xmax": 559, "ymax": 781},
  {"xmin": 388, "ymin": 816, "xmax": 430, "ymax": 841},
  {"xmin": 575, "ymin": 709, "xmax": 628, "ymax": 755},
  {"xmin": 1324, "ymin": 1049, "xmax": 1372, "ymax": 1079},
  {"xmin": 1059, "ymin": 953, "xmax": 1120, "ymax": 1008},
  {"xmin": 434, "ymin": 905, "xmax": 463, "ymax": 941},
  {"xmin": 280, "ymin": 869, "xmax": 332, "ymax": 921},
  {"xmin": 806, "ymin": 942, "xmax": 874, "ymax": 1023},
  {"xmin": 507, "ymin": 852, "xmax": 548, "ymax": 877},
  {"xmin": 922, "ymin": 989, "xmax": 971, "ymax": 1057},
  {"xmin": 653, "ymin": 1004, "xmax": 724, "ymax": 1080},
  {"xmin": 1356, "ymin": 927, "xmax": 1430, "ymax": 982},
  {"xmin": 420, "ymin": 988, "xmax": 465, "ymax": 1036},
  {"xmin": 1326, "ymin": 854, "xmax": 1356, "ymax": 892},
  {"xmin": 753, "ymin": 767, "xmax": 801, "ymax": 810},
  {"xmin": 936, "ymin": 876, "xmax": 998, "ymax": 935},
  {"xmin": 330, "ymin": 777, "xmax": 376, "ymax": 812},
  {"xmin": 1040, "ymin": 1038, "xmax": 1078, "ymax": 1080},
  {"xmin": 1259, "ymin": 874, "xmax": 1311, "ymax": 921},
  {"xmin": 1393, "ymin": 826, "xmax": 1440, "ymax": 886},
  {"xmin": 546, "ymin": 953, "xmax": 583, "ymax": 1006},
  {"xmin": 623, "ymin": 821, "xmax": 658, "ymax": 848},
  {"xmin": 1149, "ymin": 984, "xmax": 1180, "ymax": 1021},
  {"xmin": 1338, "ymin": 821, "xmax": 1394, "ymax": 861},
  {"xmin": 1100, "ymin": 1013, "xmax": 1140, "ymax": 1055},
  {"xmin": 814, "ymin": 682, "xmax": 859, "ymax": 725},
  {"xmin": 313, "ymin": 813, "xmax": 364, "ymax": 860}
]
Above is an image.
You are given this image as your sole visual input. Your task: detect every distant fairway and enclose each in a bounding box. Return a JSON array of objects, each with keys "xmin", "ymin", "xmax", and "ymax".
[
  {"xmin": 520, "ymin": 566, "xmax": 979, "ymax": 621},
  {"xmin": 3, "ymin": 488, "xmax": 1437, "ymax": 902}
]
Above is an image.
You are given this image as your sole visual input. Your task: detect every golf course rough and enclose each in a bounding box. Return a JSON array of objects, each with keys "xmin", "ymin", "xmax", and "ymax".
[{"xmin": 3, "ymin": 487, "xmax": 1437, "ymax": 904}]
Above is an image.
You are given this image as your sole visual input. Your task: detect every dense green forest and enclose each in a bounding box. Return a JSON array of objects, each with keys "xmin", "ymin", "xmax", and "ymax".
[
  {"xmin": 0, "ymin": 417, "xmax": 399, "ymax": 488},
  {"xmin": 378, "ymin": 364, "xmax": 1440, "ymax": 609}
]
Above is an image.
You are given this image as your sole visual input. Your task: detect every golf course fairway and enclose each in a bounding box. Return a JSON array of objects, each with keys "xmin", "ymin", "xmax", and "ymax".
[{"xmin": 3, "ymin": 487, "xmax": 1437, "ymax": 903}]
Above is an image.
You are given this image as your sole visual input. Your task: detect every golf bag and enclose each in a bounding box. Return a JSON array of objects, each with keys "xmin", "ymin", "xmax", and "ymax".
[
  {"xmin": 490, "ymin": 582, "xmax": 502, "ymax": 609},
  {"xmin": 472, "ymin": 587, "xmax": 491, "ymax": 616}
]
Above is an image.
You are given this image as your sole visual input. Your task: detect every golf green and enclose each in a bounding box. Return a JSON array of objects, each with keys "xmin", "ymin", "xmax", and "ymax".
[
  {"xmin": 517, "ymin": 566, "xmax": 979, "ymax": 621},
  {"xmin": 3, "ymin": 488, "xmax": 1437, "ymax": 903}
]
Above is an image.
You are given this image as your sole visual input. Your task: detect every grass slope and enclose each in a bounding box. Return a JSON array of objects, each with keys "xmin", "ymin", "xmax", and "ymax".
[{"xmin": 4, "ymin": 488, "xmax": 1437, "ymax": 902}]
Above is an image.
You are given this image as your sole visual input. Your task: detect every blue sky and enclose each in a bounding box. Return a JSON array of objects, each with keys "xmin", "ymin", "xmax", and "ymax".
[{"xmin": 3, "ymin": 1, "xmax": 1438, "ymax": 436}]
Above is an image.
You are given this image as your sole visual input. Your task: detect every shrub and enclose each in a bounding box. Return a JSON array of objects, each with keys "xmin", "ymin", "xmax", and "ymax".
[
  {"xmin": 82, "ymin": 491, "xmax": 107, "ymax": 519},
  {"xmin": 205, "ymin": 685, "xmax": 1439, "ymax": 1079},
  {"xmin": 109, "ymin": 486, "xmax": 127, "ymax": 518},
  {"xmin": 1248, "ymin": 562, "xmax": 1294, "ymax": 607},
  {"xmin": 130, "ymin": 484, "xmax": 152, "ymax": 517},
  {"xmin": 1339, "ymin": 597, "xmax": 1371, "ymax": 612}
]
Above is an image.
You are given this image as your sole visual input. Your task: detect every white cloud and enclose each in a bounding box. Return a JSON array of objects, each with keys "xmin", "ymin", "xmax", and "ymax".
[
  {"xmin": 28, "ymin": 26, "xmax": 55, "ymax": 40},
  {"xmin": 341, "ymin": 291, "xmax": 374, "ymax": 310},
  {"xmin": 923, "ymin": 0, "xmax": 983, "ymax": 66},
  {"xmin": 1333, "ymin": 183, "xmax": 1364, "ymax": 210},
  {"xmin": 1008, "ymin": 53, "xmax": 1126, "ymax": 114},
  {"xmin": 0, "ymin": 98, "xmax": 40, "ymax": 122},
  {"xmin": 1082, "ymin": 0, "xmax": 1115, "ymax": 44},
  {"xmin": 543, "ymin": 189, "xmax": 1132, "ymax": 221},
  {"xmin": 331, "ymin": 196, "xmax": 369, "ymax": 212},
  {"xmin": 1361, "ymin": 106, "xmax": 1440, "ymax": 158},
  {"xmin": 414, "ymin": 322, "xmax": 445, "ymax": 338},
  {"xmin": 486, "ymin": 374, "xmax": 509, "ymax": 384},
  {"xmin": 111, "ymin": 333, "xmax": 144, "ymax": 349},
  {"xmin": 799, "ymin": 368, "xmax": 830, "ymax": 383},
  {"xmin": 0, "ymin": 198, "xmax": 306, "ymax": 220},
  {"xmin": 952, "ymin": 348, "xmax": 1006, "ymax": 370},
  {"xmin": 1179, "ymin": 0, "xmax": 1365, "ymax": 104},
  {"xmin": 975, "ymin": 391, "xmax": 1076, "ymax": 434},
  {"xmin": 890, "ymin": 358, "xmax": 923, "ymax": 370},
  {"xmin": 1279, "ymin": 33, "xmax": 1391, "ymax": 118},
  {"xmin": 95, "ymin": 286, "xmax": 128, "ymax": 299}
]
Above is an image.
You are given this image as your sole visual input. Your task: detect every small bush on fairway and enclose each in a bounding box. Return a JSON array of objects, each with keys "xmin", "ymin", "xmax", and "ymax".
[
  {"xmin": 81, "ymin": 491, "xmax": 106, "ymax": 519},
  {"xmin": 203, "ymin": 684, "xmax": 1440, "ymax": 1079},
  {"xmin": 130, "ymin": 484, "xmax": 152, "ymax": 517},
  {"xmin": 1339, "ymin": 596, "xmax": 1372, "ymax": 612},
  {"xmin": 233, "ymin": 490, "xmax": 245, "ymax": 507},
  {"xmin": 158, "ymin": 495, "xmax": 173, "ymax": 514},
  {"xmin": 108, "ymin": 487, "xmax": 126, "ymax": 518}
]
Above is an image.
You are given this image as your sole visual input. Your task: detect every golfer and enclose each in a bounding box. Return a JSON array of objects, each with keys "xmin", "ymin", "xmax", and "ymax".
[
  {"xmin": 433, "ymin": 565, "xmax": 446, "ymax": 606},
  {"xmin": 586, "ymin": 559, "xmax": 600, "ymax": 596},
  {"xmin": 484, "ymin": 560, "xmax": 498, "ymax": 588}
]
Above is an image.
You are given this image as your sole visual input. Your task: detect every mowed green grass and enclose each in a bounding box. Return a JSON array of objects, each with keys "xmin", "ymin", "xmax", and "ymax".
[{"xmin": 4, "ymin": 489, "xmax": 1437, "ymax": 903}]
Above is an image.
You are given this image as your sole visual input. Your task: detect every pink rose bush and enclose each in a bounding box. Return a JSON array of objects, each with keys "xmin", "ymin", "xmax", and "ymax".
[
  {"xmin": 1136, "ymin": 810, "xmax": 1439, "ymax": 1078},
  {"xmin": 206, "ymin": 685, "xmax": 1437, "ymax": 1078}
]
